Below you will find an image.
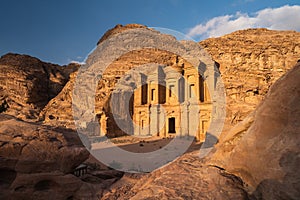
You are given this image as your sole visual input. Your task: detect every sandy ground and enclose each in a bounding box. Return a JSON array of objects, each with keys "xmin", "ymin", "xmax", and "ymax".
[
  {"xmin": 91, "ymin": 135, "xmax": 200, "ymax": 153},
  {"xmin": 87, "ymin": 136, "xmax": 201, "ymax": 171}
]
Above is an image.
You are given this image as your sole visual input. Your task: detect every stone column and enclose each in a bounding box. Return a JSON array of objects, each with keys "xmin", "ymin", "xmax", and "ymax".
[
  {"xmin": 180, "ymin": 102, "xmax": 190, "ymax": 137},
  {"xmin": 99, "ymin": 113, "xmax": 107, "ymax": 136},
  {"xmin": 150, "ymin": 105, "xmax": 159, "ymax": 136},
  {"xmin": 189, "ymin": 103, "xmax": 200, "ymax": 138}
]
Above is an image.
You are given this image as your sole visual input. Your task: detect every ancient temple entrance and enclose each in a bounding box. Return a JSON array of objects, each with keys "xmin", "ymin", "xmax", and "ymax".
[{"xmin": 168, "ymin": 117, "xmax": 176, "ymax": 133}]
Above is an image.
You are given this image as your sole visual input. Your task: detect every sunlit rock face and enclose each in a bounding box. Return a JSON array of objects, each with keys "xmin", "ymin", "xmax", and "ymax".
[
  {"xmin": 41, "ymin": 24, "xmax": 218, "ymax": 137},
  {"xmin": 200, "ymin": 28, "xmax": 300, "ymax": 134},
  {"xmin": 41, "ymin": 27, "xmax": 300, "ymax": 138},
  {"xmin": 0, "ymin": 53, "xmax": 78, "ymax": 121}
]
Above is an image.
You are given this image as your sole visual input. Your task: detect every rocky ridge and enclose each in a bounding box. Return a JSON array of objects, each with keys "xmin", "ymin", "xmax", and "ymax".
[{"xmin": 41, "ymin": 26, "xmax": 300, "ymax": 135}]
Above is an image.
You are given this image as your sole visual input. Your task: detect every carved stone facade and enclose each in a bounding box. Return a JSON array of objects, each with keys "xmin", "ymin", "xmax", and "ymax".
[
  {"xmin": 92, "ymin": 62, "xmax": 214, "ymax": 141},
  {"xmin": 133, "ymin": 64, "xmax": 212, "ymax": 141}
]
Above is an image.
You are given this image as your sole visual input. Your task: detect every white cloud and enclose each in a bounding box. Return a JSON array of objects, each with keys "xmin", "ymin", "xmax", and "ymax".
[
  {"xmin": 70, "ymin": 60, "xmax": 86, "ymax": 65},
  {"xmin": 187, "ymin": 5, "xmax": 300, "ymax": 40},
  {"xmin": 67, "ymin": 57, "xmax": 86, "ymax": 65}
]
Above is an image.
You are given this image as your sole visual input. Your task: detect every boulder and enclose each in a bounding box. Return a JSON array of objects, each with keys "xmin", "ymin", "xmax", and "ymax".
[{"xmin": 0, "ymin": 114, "xmax": 90, "ymax": 199}]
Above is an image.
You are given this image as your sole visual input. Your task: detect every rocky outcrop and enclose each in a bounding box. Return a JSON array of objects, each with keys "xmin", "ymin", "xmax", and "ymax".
[
  {"xmin": 102, "ymin": 152, "xmax": 248, "ymax": 200},
  {"xmin": 39, "ymin": 72, "xmax": 78, "ymax": 129},
  {"xmin": 0, "ymin": 53, "xmax": 78, "ymax": 121},
  {"xmin": 0, "ymin": 113, "xmax": 90, "ymax": 199},
  {"xmin": 97, "ymin": 24, "xmax": 148, "ymax": 45},
  {"xmin": 199, "ymin": 28, "xmax": 300, "ymax": 133}
]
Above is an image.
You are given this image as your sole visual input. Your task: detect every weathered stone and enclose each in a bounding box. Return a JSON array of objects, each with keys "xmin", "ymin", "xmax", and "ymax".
[
  {"xmin": 210, "ymin": 62, "xmax": 300, "ymax": 199},
  {"xmin": 0, "ymin": 53, "xmax": 78, "ymax": 121},
  {"xmin": 200, "ymin": 28, "xmax": 300, "ymax": 134},
  {"xmin": 0, "ymin": 114, "xmax": 89, "ymax": 174}
]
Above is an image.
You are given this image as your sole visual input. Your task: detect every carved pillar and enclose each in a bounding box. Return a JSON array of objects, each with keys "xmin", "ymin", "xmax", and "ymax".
[{"xmin": 97, "ymin": 112, "xmax": 107, "ymax": 136}]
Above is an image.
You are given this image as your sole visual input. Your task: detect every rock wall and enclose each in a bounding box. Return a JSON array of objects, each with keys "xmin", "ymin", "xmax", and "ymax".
[
  {"xmin": 0, "ymin": 53, "xmax": 78, "ymax": 121},
  {"xmin": 41, "ymin": 27, "xmax": 300, "ymax": 137},
  {"xmin": 199, "ymin": 28, "xmax": 300, "ymax": 133},
  {"xmin": 209, "ymin": 62, "xmax": 300, "ymax": 199}
]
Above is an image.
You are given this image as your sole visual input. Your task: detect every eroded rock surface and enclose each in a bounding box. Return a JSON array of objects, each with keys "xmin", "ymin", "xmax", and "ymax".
[
  {"xmin": 210, "ymin": 62, "xmax": 300, "ymax": 199},
  {"xmin": 0, "ymin": 53, "xmax": 78, "ymax": 121},
  {"xmin": 200, "ymin": 28, "xmax": 300, "ymax": 133},
  {"xmin": 0, "ymin": 114, "xmax": 89, "ymax": 199}
]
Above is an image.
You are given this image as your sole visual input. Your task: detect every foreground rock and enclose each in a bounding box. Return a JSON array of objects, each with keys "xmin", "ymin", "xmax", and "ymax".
[
  {"xmin": 102, "ymin": 153, "xmax": 248, "ymax": 200},
  {"xmin": 0, "ymin": 114, "xmax": 89, "ymax": 199},
  {"xmin": 210, "ymin": 62, "xmax": 300, "ymax": 199}
]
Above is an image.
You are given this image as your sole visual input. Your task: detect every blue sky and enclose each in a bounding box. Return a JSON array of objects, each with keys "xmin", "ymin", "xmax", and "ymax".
[{"xmin": 0, "ymin": 0, "xmax": 299, "ymax": 65}]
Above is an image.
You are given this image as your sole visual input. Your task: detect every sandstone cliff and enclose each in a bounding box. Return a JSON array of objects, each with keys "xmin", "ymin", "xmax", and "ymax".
[
  {"xmin": 41, "ymin": 24, "xmax": 196, "ymax": 131},
  {"xmin": 199, "ymin": 28, "xmax": 300, "ymax": 133},
  {"xmin": 210, "ymin": 61, "xmax": 300, "ymax": 199},
  {"xmin": 0, "ymin": 53, "xmax": 78, "ymax": 121},
  {"xmin": 41, "ymin": 27, "xmax": 300, "ymax": 136}
]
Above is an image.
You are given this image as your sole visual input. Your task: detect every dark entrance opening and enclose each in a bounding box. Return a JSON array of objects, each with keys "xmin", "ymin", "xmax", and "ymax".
[{"xmin": 168, "ymin": 117, "xmax": 176, "ymax": 133}]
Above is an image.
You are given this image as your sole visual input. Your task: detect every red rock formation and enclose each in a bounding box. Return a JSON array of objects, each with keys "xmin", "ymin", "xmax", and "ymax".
[
  {"xmin": 200, "ymin": 28, "xmax": 300, "ymax": 135},
  {"xmin": 0, "ymin": 114, "xmax": 89, "ymax": 199},
  {"xmin": 0, "ymin": 53, "xmax": 78, "ymax": 121}
]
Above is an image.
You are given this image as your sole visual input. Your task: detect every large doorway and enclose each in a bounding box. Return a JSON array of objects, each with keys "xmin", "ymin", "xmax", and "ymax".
[{"xmin": 168, "ymin": 117, "xmax": 176, "ymax": 133}]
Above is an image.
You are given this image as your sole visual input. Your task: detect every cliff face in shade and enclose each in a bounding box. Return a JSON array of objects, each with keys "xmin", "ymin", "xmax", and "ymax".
[
  {"xmin": 0, "ymin": 53, "xmax": 78, "ymax": 121},
  {"xmin": 39, "ymin": 71, "xmax": 78, "ymax": 128},
  {"xmin": 0, "ymin": 114, "xmax": 90, "ymax": 199},
  {"xmin": 199, "ymin": 28, "xmax": 300, "ymax": 134}
]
